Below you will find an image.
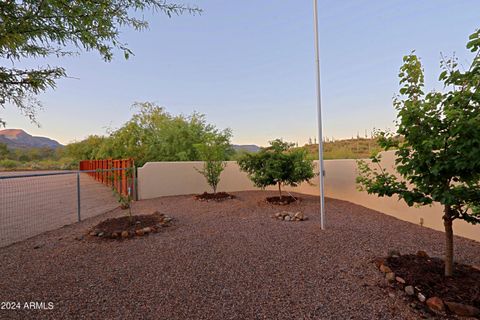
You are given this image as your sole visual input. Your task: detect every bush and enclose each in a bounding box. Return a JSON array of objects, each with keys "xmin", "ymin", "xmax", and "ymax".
[{"xmin": 0, "ymin": 159, "xmax": 20, "ymax": 170}]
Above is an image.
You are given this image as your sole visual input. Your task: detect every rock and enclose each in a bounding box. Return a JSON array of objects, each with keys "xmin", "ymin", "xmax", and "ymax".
[
  {"xmin": 379, "ymin": 264, "xmax": 392, "ymax": 274},
  {"xmin": 388, "ymin": 249, "xmax": 401, "ymax": 258},
  {"xmin": 111, "ymin": 232, "xmax": 118, "ymax": 239},
  {"xmin": 426, "ymin": 297, "xmax": 445, "ymax": 312},
  {"xmin": 444, "ymin": 301, "xmax": 480, "ymax": 317},
  {"xmin": 416, "ymin": 250, "xmax": 429, "ymax": 258},
  {"xmin": 417, "ymin": 293, "xmax": 426, "ymax": 303},
  {"xmin": 89, "ymin": 231, "xmax": 97, "ymax": 236},
  {"xmin": 472, "ymin": 264, "xmax": 480, "ymax": 271},
  {"xmin": 284, "ymin": 216, "xmax": 291, "ymax": 221},
  {"xmin": 405, "ymin": 285, "xmax": 415, "ymax": 296},
  {"xmin": 395, "ymin": 276, "xmax": 406, "ymax": 284},
  {"xmin": 135, "ymin": 229, "xmax": 145, "ymax": 236},
  {"xmin": 275, "ymin": 212, "xmax": 282, "ymax": 218},
  {"xmin": 121, "ymin": 231, "xmax": 129, "ymax": 238},
  {"xmin": 164, "ymin": 217, "xmax": 172, "ymax": 223},
  {"xmin": 33, "ymin": 244, "xmax": 42, "ymax": 249},
  {"xmin": 143, "ymin": 227, "xmax": 152, "ymax": 234},
  {"xmin": 385, "ymin": 272, "xmax": 396, "ymax": 282},
  {"xmin": 294, "ymin": 212, "xmax": 304, "ymax": 221},
  {"xmin": 388, "ymin": 292, "xmax": 396, "ymax": 298},
  {"xmin": 98, "ymin": 232, "xmax": 104, "ymax": 237}
]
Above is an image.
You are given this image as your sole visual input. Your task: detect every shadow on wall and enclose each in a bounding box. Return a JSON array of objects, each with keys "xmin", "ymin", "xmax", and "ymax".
[{"xmin": 137, "ymin": 151, "xmax": 480, "ymax": 242}]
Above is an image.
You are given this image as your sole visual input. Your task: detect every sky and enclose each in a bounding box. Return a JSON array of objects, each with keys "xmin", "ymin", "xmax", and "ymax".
[{"xmin": 2, "ymin": 0, "xmax": 480, "ymax": 146}]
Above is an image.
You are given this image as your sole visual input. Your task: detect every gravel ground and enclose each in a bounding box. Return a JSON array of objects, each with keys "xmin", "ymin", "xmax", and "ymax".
[{"xmin": 0, "ymin": 190, "xmax": 479, "ymax": 320}]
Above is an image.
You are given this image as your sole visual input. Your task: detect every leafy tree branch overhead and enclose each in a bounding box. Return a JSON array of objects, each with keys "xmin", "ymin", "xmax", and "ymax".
[
  {"xmin": 356, "ymin": 29, "xmax": 480, "ymax": 277},
  {"xmin": 0, "ymin": 0, "xmax": 202, "ymax": 126}
]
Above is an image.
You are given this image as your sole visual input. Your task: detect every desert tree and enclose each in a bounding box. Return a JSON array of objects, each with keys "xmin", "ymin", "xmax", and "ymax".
[
  {"xmin": 357, "ymin": 30, "xmax": 480, "ymax": 276},
  {"xmin": 0, "ymin": 1, "xmax": 201, "ymax": 126},
  {"xmin": 238, "ymin": 139, "xmax": 315, "ymax": 199}
]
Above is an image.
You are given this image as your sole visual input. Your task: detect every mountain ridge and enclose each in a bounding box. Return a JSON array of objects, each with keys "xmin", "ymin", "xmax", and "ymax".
[{"xmin": 0, "ymin": 129, "xmax": 63, "ymax": 149}]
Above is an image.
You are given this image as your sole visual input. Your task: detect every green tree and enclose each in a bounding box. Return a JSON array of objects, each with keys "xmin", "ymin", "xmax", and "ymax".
[
  {"xmin": 64, "ymin": 135, "xmax": 107, "ymax": 161},
  {"xmin": 238, "ymin": 139, "xmax": 315, "ymax": 199},
  {"xmin": 98, "ymin": 102, "xmax": 232, "ymax": 166},
  {"xmin": 195, "ymin": 134, "xmax": 233, "ymax": 194},
  {"xmin": 356, "ymin": 30, "xmax": 480, "ymax": 277},
  {"xmin": 0, "ymin": 1, "xmax": 201, "ymax": 126}
]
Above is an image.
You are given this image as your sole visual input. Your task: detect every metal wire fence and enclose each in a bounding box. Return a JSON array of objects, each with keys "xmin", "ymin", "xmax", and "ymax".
[{"xmin": 0, "ymin": 168, "xmax": 135, "ymax": 247}]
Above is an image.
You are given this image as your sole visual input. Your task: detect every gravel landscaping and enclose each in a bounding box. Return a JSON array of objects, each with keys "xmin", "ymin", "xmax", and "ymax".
[{"xmin": 0, "ymin": 190, "xmax": 479, "ymax": 319}]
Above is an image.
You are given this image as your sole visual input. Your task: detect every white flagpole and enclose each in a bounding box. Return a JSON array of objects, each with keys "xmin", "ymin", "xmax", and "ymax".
[{"xmin": 313, "ymin": 0, "xmax": 326, "ymax": 230}]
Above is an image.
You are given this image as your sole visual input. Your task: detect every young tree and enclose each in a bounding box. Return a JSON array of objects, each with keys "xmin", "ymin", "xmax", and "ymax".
[
  {"xmin": 357, "ymin": 30, "xmax": 480, "ymax": 277},
  {"xmin": 238, "ymin": 139, "xmax": 315, "ymax": 199},
  {"xmin": 0, "ymin": 1, "xmax": 201, "ymax": 126},
  {"xmin": 195, "ymin": 134, "xmax": 233, "ymax": 194}
]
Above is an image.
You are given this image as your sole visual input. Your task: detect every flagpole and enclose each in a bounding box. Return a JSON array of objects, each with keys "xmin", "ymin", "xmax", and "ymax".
[{"xmin": 313, "ymin": 0, "xmax": 326, "ymax": 230}]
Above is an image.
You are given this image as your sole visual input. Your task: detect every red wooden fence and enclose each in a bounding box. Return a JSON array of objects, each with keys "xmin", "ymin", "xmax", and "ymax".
[{"xmin": 79, "ymin": 159, "xmax": 135, "ymax": 198}]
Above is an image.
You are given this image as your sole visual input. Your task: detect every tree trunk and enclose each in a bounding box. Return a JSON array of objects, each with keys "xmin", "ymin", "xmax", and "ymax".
[
  {"xmin": 443, "ymin": 205, "xmax": 454, "ymax": 277},
  {"xmin": 278, "ymin": 182, "xmax": 282, "ymax": 200}
]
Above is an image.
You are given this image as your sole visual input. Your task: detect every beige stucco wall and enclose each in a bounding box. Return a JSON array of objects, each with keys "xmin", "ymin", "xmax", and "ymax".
[{"xmin": 137, "ymin": 152, "xmax": 480, "ymax": 242}]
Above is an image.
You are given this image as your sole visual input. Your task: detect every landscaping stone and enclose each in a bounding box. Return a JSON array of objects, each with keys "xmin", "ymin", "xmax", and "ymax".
[
  {"xmin": 143, "ymin": 227, "xmax": 152, "ymax": 234},
  {"xmin": 444, "ymin": 301, "xmax": 480, "ymax": 317},
  {"xmin": 404, "ymin": 285, "xmax": 414, "ymax": 296},
  {"xmin": 294, "ymin": 212, "xmax": 304, "ymax": 220},
  {"xmin": 273, "ymin": 211, "xmax": 307, "ymax": 222},
  {"xmin": 379, "ymin": 264, "xmax": 392, "ymax": 274},
  {"xmin": 135, "ymin": 229, "xmax": 145, "ymax": 236},
  {"xmin": 426, "ymin": 297, "xmax": 445, "ymax": 312},
  {"xmin": 385, "ymin": 272, "xmax": 396, "ymax": 282},
  {"xmin": 395, "ymin": 276, "xmax": 405, "ymax": 284},
  {"xmin": 417, "ymin": 293, "xmax": 426, "ymax": 303},
  {"xmin": 121, "ymin": 231, "xmax": 129, "ymax": 238}
]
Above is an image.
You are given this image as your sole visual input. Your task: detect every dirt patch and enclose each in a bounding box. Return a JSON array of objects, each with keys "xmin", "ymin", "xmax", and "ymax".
[
  {"xmin": 194, "ymin": 192, "xmax": 235, "ymax": 201},
  {"xmin": 89, "ymin": 212, "xmax": 173, "ymax": 239},
  {"xmin": 266, "ymin": 195, "xmax": 298, "ymax": 205},
  {"xmin": 385, "ymin": 254, "xmax": 480, "ymax": 317}
]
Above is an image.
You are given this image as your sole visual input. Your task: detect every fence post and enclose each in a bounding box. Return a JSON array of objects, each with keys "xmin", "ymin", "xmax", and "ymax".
[
  {"xmin": 77, "ymin": 172, "xmax": 81, "ymax": 222},
  {"xmin": 132, "ymin": 165, "xmax": 138, "ymax": 201}
]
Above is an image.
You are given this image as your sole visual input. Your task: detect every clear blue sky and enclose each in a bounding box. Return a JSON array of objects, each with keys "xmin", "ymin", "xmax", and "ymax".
[{"xmin": 2, "ymin": 0, "xmax": 480, "ymax": 146}]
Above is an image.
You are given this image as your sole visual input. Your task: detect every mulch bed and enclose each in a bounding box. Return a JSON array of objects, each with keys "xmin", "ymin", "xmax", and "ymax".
[
  {"xmin": 387, "ymin": 254, "xmax": 480, "ymax": 307},
  {"xmin": 266, "ymin": 195, "xmax": 298, "ymax": 205},
  {"xmin": 194, "ymin": 192, "xmax": 235, "ymax": 201},
  {"xmin": 383, "ymin": 253, "xmax": 480, "ymax": 318},
  {"xmin": 88, "ymin": 212, "xmax": 173, "ymax": 239}
]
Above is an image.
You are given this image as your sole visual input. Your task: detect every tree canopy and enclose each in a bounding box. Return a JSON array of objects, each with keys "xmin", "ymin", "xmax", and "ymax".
[
  {"xmin": 238, "ymin": 139, "xmax": 315, "ymax": 199},
  {"xmin": 65, "ymin": 102, "xmax": 233, "ymax": 166},
  {"xmin": 0, "ymin": 1, "xmax": 201, "ymax": 126},
  {"xmin": 357, "ymin": 29, "xmax": 480, "ymax": 276}
]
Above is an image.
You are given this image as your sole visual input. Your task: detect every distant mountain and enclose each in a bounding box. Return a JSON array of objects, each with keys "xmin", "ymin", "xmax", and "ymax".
[
  {"xmin": 232, "ymin": 144, "xmax": 261, "ymax": 153},
  {"xmin": 0, "ymin": 129, "xmax": 63, "ymax": 149}
]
